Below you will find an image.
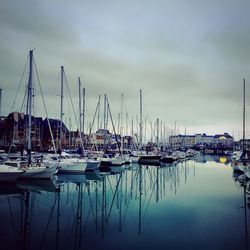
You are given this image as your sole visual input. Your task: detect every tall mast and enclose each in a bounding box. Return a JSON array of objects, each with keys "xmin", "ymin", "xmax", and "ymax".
[
  {"xmin": 60, "ymin": 66, "xmax": 64, "ymax": 151},
  {"xmin": 131, "ymin": 116, "xmax": 134, "ymax": 139},
  {"xmin": 156, "ymin": 118, "xmax": 159, "ymax": 149},
  {"xmin": 104, "ymin": 94, "xmax": 107, "ymax": 130},
  {"xmin": 82, "ymin": 87, "xmax": 85, "ymax": 136},
  {"xmin": 106, "ymin": 97, "xmax": 121, "ymax": 154},
  {"xmin": 184, "ymin": 127, "xmax": 187, "ymax": 149},
  {"xmin": 97, "ymin": 95, "xmax": 101, "ymax": 130},
  {"xmin": 78, "ymin": 77, "xmax": 82, "ymax": 134},
  {"xmin": 27, "ymin": 50, "xmax": 33, "ymax": 162},
  {"xmin": 121, "ymin": 93, "xmax": 124, "ymax": 151},
  {"xmin": 160, "ymin": 120, "xmax": 163, "ymax": 145},
  {"xmin": 139, "ymin": 89, "xmax": 143, "ymax": 150},
  {"xmin": 0, "ymin": 88, "xmax": 2, "ymax": 116},
  {"xmin": 126, "ymin": 112, "xmax": 128, "ymax": 136},
  {"xmin": 103, "ymin": 94, "xmax": 107, "ymax": 149},
  {"xmin": 69, "ymin": 118, "xmax": 72, "ymax": 151},
  {"xmin": 174, "ymin": 122, "xmax": 176, "ymax": 150},
  {"xmin": 132, "ymin": 116, "xmax": 136, "ymax": 149},
  {"xmin": 243, "ymin": 78, "xmax": 246, "ymax": 152}
]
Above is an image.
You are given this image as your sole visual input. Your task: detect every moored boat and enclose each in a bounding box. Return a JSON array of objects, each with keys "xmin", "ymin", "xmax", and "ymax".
[
  {"xmin": 57, "ymin": 162, "xmax": 87, "ymax": 174},
  {"xmin": 85, "ymin": 160, "xmax": 100, "ymax": 172},
  {"xmin": 0, "ymin": 164, "xmax": 24, "ymax": 182},
  {"xmin": 138, "ymin": 155, "xmax": 161, "ymax": 166},
  {"xmin": 160, "ymin": 155, "xmax": 176, "ymax": 164},
  {"xmin": 4, "ymin": 159, "xmax": 57, "ymax": 179}
]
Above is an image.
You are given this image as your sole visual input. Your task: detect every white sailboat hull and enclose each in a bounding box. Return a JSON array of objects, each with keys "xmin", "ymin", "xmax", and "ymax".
[
  {"xmin": 20, "ymin": 165, "xmax": 58, "ymax": 179},
  {"xmin": 99, "ymin": 157, "xmax": 124, "ymax": 166},
  {"xmin": 0, "ymin": 165, "xmax": 23, "ymax": 182},
  {"xmin": 130, "ymin": 156, "xmax": 139, "ymax": 163},
  {"xmin": 57, "ymin": 162, "xmax": 87, "ymax": 173},
  {"xmin": 85, "ymin": 160, "xmax": 100, "ymax": 172}
]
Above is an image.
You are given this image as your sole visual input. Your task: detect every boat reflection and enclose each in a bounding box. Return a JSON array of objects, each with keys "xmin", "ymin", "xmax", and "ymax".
[
  {"xmin": 16, "ymin": 178, "xmax": 59, "ymax": 193},
  {"xmin": 233, "ymin": 174, "xmax": 250, "ymax": 250},
  {"xmin": 0, "ymin": 160, "xmax": 200, "ymax": 250},
  {"xmin": 56, "ymin": 173, "xmax": 88, "ymax": 185}
]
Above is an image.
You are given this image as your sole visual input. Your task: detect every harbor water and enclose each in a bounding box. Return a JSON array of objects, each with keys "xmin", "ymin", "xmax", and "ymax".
[{"xmin": 0, "ymin": 155, "xmax": 249, "ymax": 250}]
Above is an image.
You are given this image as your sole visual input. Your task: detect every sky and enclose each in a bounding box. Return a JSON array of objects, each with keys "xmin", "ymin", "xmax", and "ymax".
[{"xmin": 0, "ymin": 0, "xmax": 249, "ymax": 139}]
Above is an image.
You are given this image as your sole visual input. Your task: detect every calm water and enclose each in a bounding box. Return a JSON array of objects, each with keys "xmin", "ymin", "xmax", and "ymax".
[{"xmin": 0, "ymin": 155, "xmax": 249, "ymax": 250}]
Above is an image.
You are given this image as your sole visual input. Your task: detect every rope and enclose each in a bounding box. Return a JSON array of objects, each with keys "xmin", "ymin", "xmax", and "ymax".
[
  {"xmin": 64, "ymin": 71, "xmax": 84, "ymax": 151},
  {"xmin": 33, "ymin": 57, "xmax": 57, "ymax": 152},
  {"xmin": 10, "ymin": 53, "xmax": 29, "ymax": 113}
]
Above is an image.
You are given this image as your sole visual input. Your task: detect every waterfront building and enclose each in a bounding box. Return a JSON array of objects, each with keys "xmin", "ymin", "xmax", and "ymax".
[
  {"xmin": 169, "ymin": 133, "xmax": 234, "ymax": 150},
  {"xmin": 42, "ymin": 118, "xmax": 69, "ymax": 151},
  {"xmin": 87, "ymin": 129, "xmax": 121, "ymax": 150},
  {"xmin": 0, "ymin": 112, "xmax": 70, "ymax": 152},
  {"xmin": 213, "ymin": 133, "xmax": 234, "ymax": 148},
  {"xmin": 169, "ymin": 134, "xmax": 195, "ymax": 149},
  {"xmin": 195, "ymin": 133, "xmax": 214, "ymax": 146},
  {"xmin": 235, "ymin": 139, "xmax": 250, "ymax": 150},
  {"xmin": 0, "ymin": 112, "xmax": 44, "ymax": 152},
  {"xmin": 88, "ymin": 129, "xmax": 112, "ymax": 148},
  {"xmin": 0, "ymin": 115, "xmax": 8, "ymax": 148}
]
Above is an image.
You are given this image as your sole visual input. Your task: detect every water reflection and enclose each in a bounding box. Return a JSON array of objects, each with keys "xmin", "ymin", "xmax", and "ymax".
[
  {"xmin": 195, "ymin": 154, "xmax": 231, "ymax": 165},
  {"xmin": 0, "ymin": 158, "xmax": 249, "ymax": 250},
  {"xmin": 233, "ymin": 171, "xmax": 250, "ymax": 250}
]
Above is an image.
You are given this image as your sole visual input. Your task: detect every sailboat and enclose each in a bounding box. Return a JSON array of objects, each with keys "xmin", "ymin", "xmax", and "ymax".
[
  {"xmin": 0, "ymin": 164, "xmax": 23, "ymax": 182},
  {"xmin": 137, "ymin": 90, "xmax": 161, "ymax": 165},
  {"xmin": 97, "ymin": 95, "xmax": 126, "ymax": 169},
  {"xmin": 3, "ymin": 50, "xmax": 57, "ymax": 179},
  {"xmin": 55, "ymin": 66, "xmax": 88, "ymax": 174},
  {"xmin": 232, "ymin": 79, "xmax": 249, "ymax": 173}
]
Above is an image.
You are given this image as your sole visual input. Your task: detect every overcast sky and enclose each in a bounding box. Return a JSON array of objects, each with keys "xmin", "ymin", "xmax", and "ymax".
[{"xmin": 0, "ymin": 0, "xmax": 249, "ymax": 139}]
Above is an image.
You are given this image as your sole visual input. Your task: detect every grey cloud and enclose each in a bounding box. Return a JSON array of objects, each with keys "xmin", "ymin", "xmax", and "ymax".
[
  {"xmin": 0, "ymin": 0, "xmax": 249, "ymax": 134},
  {"xmin": 0, "ymin": 1, "xmax": 76, "ymax": 43}
]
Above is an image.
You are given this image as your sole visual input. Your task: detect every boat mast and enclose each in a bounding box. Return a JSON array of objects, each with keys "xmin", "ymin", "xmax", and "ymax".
[
  {"xmin": 121, "ymin": 93, "xmax": 124, "ymax": 153},
  {"xmin": 243, "ymin": 78, "xmax": 246, "ymax": 153},
  {"xmin": 139, "ymin": 89, "xmax": 143, "ymax": 150},
  {"xmin": 78, "ymin": 77, "xmax": 82, "ymax": 135},
  {"xmin": 82, "ymin": 87, "xmax": 86, "ymax": 136},
  {"xmin": 97, "ymin": 95, "xmax": 101, "ymax": 130},
  {"xmin": 156, "ymin": 118, "xmax": 159, "ymax": 150},
  {"xmin": 69, "ymin": 118, "xmax": 72, "ymax": 151},
  {"xmin": 104, "ymin": 94, "xmax": 107, "ymax": 130},
  {"xmin": 160, "ymin": 120, "xmax": 163, "ymax": 147},
  {"xmin": 59, "ymin": 66, "xmax": 64, "ymax": 153},
  {"xmin": 103, "ymin": 94, "xmax": 107, "ymax": 149},
  {"xmin": 27, "ymin": 50, "xmax": 33, "ymax": 163},
  {"xmin": 106, "ymin": 97, "xmax": 121, "ymax": 154},
  {"xmin": 126, "ymin": 112, "xmax": 128, "ymax": 136},
  {"xmin": 0, "ymin": 88, "xmax": 2, "ymax": 116}
]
